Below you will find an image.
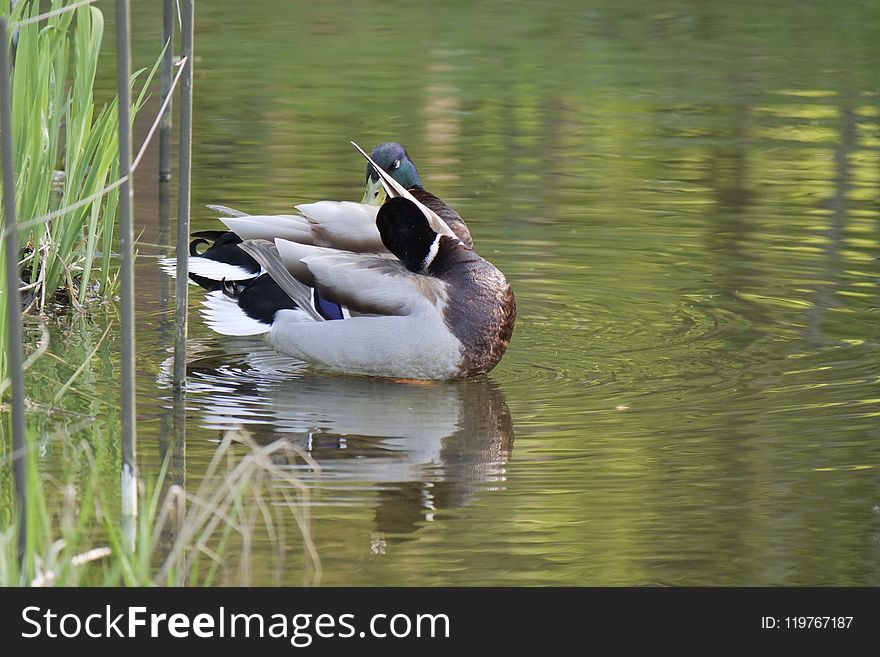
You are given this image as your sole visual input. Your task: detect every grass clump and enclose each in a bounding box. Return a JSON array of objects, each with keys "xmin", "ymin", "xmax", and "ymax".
[{"xmin": 0, "ymin": 431, "xmax": 321, "ymax": 586}]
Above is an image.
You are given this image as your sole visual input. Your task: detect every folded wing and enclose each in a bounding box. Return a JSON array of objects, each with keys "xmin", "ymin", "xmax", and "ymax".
[{"xmin": 273, "ymin": 238, "xmax": 446, "ymax": 317}]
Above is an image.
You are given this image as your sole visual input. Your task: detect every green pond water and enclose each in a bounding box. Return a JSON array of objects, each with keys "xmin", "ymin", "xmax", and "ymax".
[{"xmin": 6, "ymin": 0, "xmax": 880, "ymax": 585}]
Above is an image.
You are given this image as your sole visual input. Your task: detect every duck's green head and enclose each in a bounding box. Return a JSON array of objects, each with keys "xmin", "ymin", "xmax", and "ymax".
[
  {"xmin": 361, "ymin": 142, "xmax": 422, "ymax": 206},
  {"xmin": 377, "ymin": 197, "xmax": 438, "ymax": 273}
]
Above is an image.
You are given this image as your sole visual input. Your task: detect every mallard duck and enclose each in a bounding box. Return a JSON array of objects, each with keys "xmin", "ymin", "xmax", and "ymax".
[
  {"xmin": 162, "ymin": 142, "xmax": 471, "ymax": 292},
  {"xmin": 202, "ymin": 194, "xmax": 515, "ymax": 380}
]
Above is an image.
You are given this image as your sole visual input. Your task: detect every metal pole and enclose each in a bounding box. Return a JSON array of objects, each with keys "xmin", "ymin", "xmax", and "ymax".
[
  {"xmin": 115, "ymin": 0, "xmax": 137, "ymax": 547},
  {"xmin": 173, "ymin": 0, "xmax": 193, "ymax": 391},
  {"xmin": 158, "ymin": 0, "xmax": 173, "ymax": 182},
  {"xmin": 0, "ymin": 18, "xmax": 28, "ymax": 569}
]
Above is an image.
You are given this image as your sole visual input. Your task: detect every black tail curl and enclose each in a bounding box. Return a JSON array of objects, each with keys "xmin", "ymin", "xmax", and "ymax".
[{"xmin": 187, "ymin": 230, "xmax": 262, "ymax": 291}]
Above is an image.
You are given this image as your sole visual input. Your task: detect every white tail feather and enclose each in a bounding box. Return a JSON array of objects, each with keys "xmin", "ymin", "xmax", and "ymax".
[
  {"xmin": 159, "ymin": 257, "xmax": 199, "ymax": 285},
  {"xmin": 201, "ymin": 291, "xmax": 272, "ymax": 336},
  {"xmin": 159, "ymin": 257, "xmax": 187, "ymax": 280},
  {"xmin": 160, "ymin": 256, "xmax": 256, "ymax": 283},
  {"xmin": 188, "ymin": 258, "xmax": 256, "ymax": 281}
]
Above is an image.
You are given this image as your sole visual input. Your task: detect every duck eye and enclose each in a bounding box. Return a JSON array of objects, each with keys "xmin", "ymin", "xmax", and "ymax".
[{"xmin": 393, "ymin": 159, "xmax": 400, "ymax": 170}]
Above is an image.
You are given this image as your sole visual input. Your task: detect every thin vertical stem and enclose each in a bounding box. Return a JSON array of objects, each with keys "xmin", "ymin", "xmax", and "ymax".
[
  {"xmin": 158, "ymin": 0, "xmax": 174, "ymax": 182},
  {"xmin": 0, "ymin": 18, "xmax": 28, "ymax": 569},
  {"xmin": 174, "ymin": 0, "xmax": 194, "ymax": 391},
  {"xmin": 115, "ymin": 0, "xmax": 137, "ymax": 547},
  {"xmin": 158, "ymin": 0, "xmax": 174, "ymax": 351}
]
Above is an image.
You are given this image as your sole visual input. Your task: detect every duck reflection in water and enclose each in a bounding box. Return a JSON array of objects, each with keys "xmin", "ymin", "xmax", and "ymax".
[{"xmin": 174, "ymin": 339, "xmax": 514, "ymax": 546}]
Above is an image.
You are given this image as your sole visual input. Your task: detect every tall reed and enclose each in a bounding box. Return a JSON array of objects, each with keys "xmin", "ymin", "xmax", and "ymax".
[{"xmin": 0, "ymin": 0, "xmax": 158, "ymax": 385}]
